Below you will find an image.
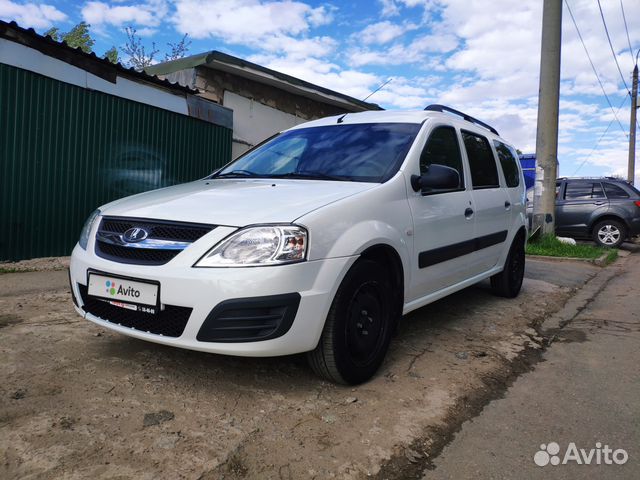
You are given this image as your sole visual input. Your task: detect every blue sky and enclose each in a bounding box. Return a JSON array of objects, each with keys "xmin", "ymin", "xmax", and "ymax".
[{"xmin": 2, "ymin": 0, "xmax": 639, "ymax": 182}]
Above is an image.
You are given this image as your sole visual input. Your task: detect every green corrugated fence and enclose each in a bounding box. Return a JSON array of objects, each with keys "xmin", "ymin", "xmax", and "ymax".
[{"xmin": 1, "ymin": 63, "xmax": 232, "ymax": 261}]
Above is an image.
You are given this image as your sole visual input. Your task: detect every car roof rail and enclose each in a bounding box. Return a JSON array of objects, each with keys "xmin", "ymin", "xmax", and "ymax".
[
  {"xmin": 559, "ymin": 176, "xmax": 626, "ymax": 181},
  {"xmin": 424, "ymin": 104, "xmax": 500, "ymax": 136}
]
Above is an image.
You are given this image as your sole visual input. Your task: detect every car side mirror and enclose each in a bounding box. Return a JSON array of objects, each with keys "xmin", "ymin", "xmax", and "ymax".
[{"xmin": 410, "ymin": 164, "xmax": 460, "ymax": 193}]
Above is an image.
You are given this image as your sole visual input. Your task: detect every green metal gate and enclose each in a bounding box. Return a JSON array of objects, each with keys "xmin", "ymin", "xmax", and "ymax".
[{"xmin": 1, "ymin": 63, "xmax": 232, "ymax": 261}]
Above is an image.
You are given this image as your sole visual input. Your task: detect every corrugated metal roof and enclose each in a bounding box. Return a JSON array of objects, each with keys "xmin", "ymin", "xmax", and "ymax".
[
  {"xmin": 146, "ymin": 50, "xmax": 384, "ymax": 112},
  {"xmin": 0, "ymin": 20, "xmax": 197, "ymax": 95}
]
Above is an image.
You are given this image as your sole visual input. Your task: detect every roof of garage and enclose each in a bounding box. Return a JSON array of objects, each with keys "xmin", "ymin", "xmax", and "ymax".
[{"xmin": 145, "ymin": 50, "xmax": 383, "ymax": 113}]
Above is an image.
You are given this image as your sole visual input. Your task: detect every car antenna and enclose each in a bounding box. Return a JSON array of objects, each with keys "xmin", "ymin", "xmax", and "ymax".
[
  {"xmin": 361, "ymin": 77, "xmax": 393, "ymax": 102},
  {"xmin": 337, "ymin": 78, "xmax": 393, "ymax": 124}
]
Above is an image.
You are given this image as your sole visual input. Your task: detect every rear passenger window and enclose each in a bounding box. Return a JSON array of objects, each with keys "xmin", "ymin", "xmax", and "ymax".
[
  {"xmin": 461, "ymin": 131, "xmax": 499, "ymax": 188},
  {"xmin": 493, "ymin": 141, "xmax": 520, "ymax": 187},
  {"xmin": 420, "ymin": 126, "xmax": 464, "ymax": 190},
  {"xmin": 564, "ymin": 182, "xmax": 605, "ymax": 199},
  {"xmin": 604, "ymin": 183, "xmax": 630, "ymax": 198}
]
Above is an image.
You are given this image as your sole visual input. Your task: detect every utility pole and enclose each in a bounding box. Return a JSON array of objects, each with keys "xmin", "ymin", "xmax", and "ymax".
[
  {"xmin": 533, "ymin": 0, "xmax": 563, "ymax": 236},
  {"xmin": 628, "ymin": 63, "xmax": 638, "ymax": 185}
]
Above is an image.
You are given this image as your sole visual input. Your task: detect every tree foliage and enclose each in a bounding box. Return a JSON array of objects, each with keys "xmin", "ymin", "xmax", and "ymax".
[
  {"xmin": 45, "ymin": 22, "xmax": 94, "ymax": 53},
  {"xmin": 43, "ymin": 22, "xmax": 190, "ymax": 70},
  {"xmin": 63, "ymin": 22, "xmax": 95, "ymax": 53},
  {"xmin": 121, "ymin": 27, "xmax": 191, "ymax": 69},
  {"xmin": 43, "ymin": 26, "xmax": 61, "ymax": 41},
  {"xmin": 104, "ymin": 47, "xmax": 119, "ymax": 64},
  {"xmin": 164, "ymin": 34, "xmax": 192, "ymax": 62},
  {"xmin": 122, "ymin": 27, "xmax": 160, "ymax": 70}
]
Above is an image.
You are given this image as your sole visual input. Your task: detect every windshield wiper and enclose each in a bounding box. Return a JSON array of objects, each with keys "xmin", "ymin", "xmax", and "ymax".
[
  {"xmin": 269, "ymin": 171, "xmax": 351, "ymax": 181},
  {"xmin": 212, "ymin": 169, "xmax": 259, "ymax": 178}
]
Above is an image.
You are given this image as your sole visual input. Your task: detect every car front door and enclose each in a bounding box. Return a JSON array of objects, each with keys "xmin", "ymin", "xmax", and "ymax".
[{"xmin": 406, "ymin": 125, "xmax": 477, "ymax": 300}]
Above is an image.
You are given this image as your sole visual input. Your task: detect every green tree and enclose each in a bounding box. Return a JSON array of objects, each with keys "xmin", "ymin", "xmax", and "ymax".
[
  {"xmin": 44, "ymin": 22, "xmax": 94, "ymax": 53},
  {"xmin": 43, "ymin": 26, "xmax": 61, "ymax": 41},
  {"xmin": 63, "ymin": 22, "xmax": 94, "ymax": 53},
  {"xmin": 44, "ymin": 22, "xmax": 119, "ymax": 64},
  {"xmin": 104, "ymin": 47, "xmax": 119, "ymax": 64}
]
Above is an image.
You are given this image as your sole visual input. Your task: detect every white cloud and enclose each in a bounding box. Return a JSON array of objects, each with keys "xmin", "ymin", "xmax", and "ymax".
[
  {"xmin": 247, "ymin": 53, "xmax": 380, "ymax": 100},
  {"xmin": 378, "ymin": 0, "xmax": 400, "ymax": 17},
  {"xmin": 349, "ymin": 33, "xmax": 457, "ymax": 67},
  {"xmin": 307, "ymin": 4, "xmax": 334, "ymax": 27},
  {"xmin": 0, "ymin": 0, "xmax": 67, "ymax": 29},
  {"xmin": 81, "ymin": 0, "xmax": 168, "ymax": 28},
  {"xmin": 173, "ymin": 0, "xmax": 329, "ymax": 41},
  {"xmin": 259, "ymin": 35, "xmax": 336, "ymax": 59},
  {"xmin": 357, "ymin": 21, "xmax": 409, "ymax": 45}
]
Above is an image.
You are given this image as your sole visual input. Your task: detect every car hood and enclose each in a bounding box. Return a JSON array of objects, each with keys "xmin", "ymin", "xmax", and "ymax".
[{"xmin": 100, "ymin": 179, "xmax": 377, "ymax": 226}]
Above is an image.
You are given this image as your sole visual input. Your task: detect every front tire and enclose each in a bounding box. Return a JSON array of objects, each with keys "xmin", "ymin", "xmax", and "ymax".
[
  {"xmin": 593, "ymin": 219, "xmax": 626, "ymax": 248},
  {"xmin": 307, "ymin": 259, "xmax": 394, "ymax": 384},
  {"xmin": 491, "ymin": 234, "xmax": 525, "ymax": 298}
]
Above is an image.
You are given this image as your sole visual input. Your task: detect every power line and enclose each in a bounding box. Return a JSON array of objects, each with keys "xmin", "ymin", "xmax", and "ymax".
[
  {"xmin": 597, "ymin": 0, "xmax": 630, "ymax": 93},
  {"xmin": 620, "ymin": 0, "xmax": 634, "ymax": 67},
  {"xmin": 573, "ymin": 95, "xmax": 629, "ymax": 175},
  {"xmin": 566, "ymin": 0, "xmax": 628, "ymax": 137}
]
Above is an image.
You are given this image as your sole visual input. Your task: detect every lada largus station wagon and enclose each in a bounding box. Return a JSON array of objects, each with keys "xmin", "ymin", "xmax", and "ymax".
[{"xmin": 70, "ymin": 105, "xmax": 527, "ymax": 384}]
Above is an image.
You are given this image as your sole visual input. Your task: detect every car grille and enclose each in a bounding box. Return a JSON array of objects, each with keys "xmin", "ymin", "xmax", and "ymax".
[
  {"xmin": 78, "ymin": 284, "xmax": 191, "ymax": 337},
  {"xmin": 95, "ymin": 217, "xmax": 216, "ymax": 265}
]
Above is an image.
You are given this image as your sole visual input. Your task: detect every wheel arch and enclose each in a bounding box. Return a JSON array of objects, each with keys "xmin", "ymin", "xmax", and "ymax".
[
  {"xmin": 359, "ymin": 244, "xmax": 405, "ymax": 322},
  {"xmin": 513, "ymin": 225, "xmax": 527, "ymax": 244}
]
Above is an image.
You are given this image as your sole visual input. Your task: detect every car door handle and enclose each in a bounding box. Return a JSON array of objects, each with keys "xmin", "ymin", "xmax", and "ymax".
[
  {"xmin": 505, "ymin": 201, "xmax": 511, "ymax": 209},
  {"xmin": 464, "ymin": 207, "xmax": 474, "ymax": 218},
  {"xmin": 594, "ymin": 201, "xmax": 606, "ymax": 206}
]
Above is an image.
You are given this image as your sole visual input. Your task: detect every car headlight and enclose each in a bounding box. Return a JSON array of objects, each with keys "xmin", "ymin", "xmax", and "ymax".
[
  {"xmin": 78, "ymin": 209, "xmax": 101, "ymax": 250},
  {"xmin": 195, "ymin": 225, "xmax": 307, "ymax": 267}
]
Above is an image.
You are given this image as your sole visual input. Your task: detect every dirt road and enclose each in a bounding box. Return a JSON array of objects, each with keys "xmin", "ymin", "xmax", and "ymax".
[{"xmin": 0, "ymin": 259, "xmax": 602, "ymax": 479}]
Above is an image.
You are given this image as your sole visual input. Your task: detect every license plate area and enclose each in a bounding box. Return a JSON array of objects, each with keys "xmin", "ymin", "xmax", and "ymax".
[{"xmin": 87, "ymin": 270, "xmax": 160, "ymax": 314}]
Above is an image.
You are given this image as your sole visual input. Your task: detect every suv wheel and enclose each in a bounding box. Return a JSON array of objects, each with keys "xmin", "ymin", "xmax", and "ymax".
[
  {"xmin": 490, "ymin": 234, "xmax": 525, "ymax": 298},
  {"xmin": 307, "ymin": 259, "xmax": 393, "ymax": 384},
  {"xmin": 593, "ymin": 219, "xmax": 626, "ymax": 248}
]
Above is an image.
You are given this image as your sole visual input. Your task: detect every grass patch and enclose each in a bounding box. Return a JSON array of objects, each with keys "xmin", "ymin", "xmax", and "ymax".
[
  {"xmin": 0, "ymin": 267, "xmax": 37, "ymax": 274},
  {"xmin": 526, "ymin": 234, "xmax": 618, "ymax": 264}
]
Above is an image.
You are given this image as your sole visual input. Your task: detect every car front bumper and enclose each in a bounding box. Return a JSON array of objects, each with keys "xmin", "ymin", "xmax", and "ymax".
[{"xmin": 70, "ymin": 243, "xmax": 356, "ymax": 357}]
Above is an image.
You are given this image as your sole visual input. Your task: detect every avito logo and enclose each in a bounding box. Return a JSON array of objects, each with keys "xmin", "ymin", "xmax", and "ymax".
[
  {"xmin": 534, "ymin": 441, "xmax": 629, "ymax": 467},
  {"xmin": 105, "ymin": 280, "xmax": 141, "ymax": 299}
]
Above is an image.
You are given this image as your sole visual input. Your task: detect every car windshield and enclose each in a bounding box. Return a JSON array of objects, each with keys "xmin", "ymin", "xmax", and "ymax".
[{"xmin": 213, "ymin": 123, "xmax": 421, "ymax": 183}]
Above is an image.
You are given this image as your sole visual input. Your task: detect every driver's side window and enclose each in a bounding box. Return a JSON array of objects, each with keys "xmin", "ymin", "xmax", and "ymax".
[{"xmin": 420, "ymin": 126, "xmax": 465, "ymax": 190}]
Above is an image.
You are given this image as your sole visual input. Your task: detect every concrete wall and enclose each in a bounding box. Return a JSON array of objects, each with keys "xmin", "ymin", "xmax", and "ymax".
[
  {"xmin": 191, "ymin": 68, "xmax": 350, "ymax": 158},
  {"xmin": 223, "ymin": 91, "xmax": 306, "ymax": 158}
]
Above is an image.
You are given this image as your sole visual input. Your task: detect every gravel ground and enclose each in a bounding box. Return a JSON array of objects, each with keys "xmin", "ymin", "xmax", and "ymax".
[{"xmin": 0, "ymin": 259, "xmax": 597, "ymax": 479}]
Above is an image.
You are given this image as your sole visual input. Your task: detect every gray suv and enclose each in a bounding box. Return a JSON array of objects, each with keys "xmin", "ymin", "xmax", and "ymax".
[{"xmin": 554, "ymin": 177, "xmax": 640, "ymax": 247}]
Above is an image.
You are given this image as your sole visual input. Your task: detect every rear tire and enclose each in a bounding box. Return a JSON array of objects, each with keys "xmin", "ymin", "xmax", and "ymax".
[
  {"xmin": 307, "ymin": 259, "xmax": 394, "ymax": 384},
  {"xmin": 491, "ymin": 234, "xmax": 525, "ymax": 298},
  {"xmin": 592, "ymin": 219, "xmax": 626, "ymax": 248}
]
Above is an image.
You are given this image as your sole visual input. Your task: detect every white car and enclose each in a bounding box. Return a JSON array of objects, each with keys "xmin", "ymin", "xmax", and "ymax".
[{"xmin": 70, "ymin": 105, "xmax": 527, "ymax": 384}]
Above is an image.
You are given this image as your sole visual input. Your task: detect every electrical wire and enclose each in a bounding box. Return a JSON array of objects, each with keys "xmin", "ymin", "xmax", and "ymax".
[
  {"xmin": 597, "ymin": 0, "xmax": 630, "ymax": 94},
  {"xmin": 620, "ymin": 0, "xmax": 635, "ymax": 67},
  {"xmin": 572, "ymin": 95, "xmax": 629, "ymax": 176},
  {"xmin": 565, "ymin": 0, "xmax": 628, "ymax": 138}
]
